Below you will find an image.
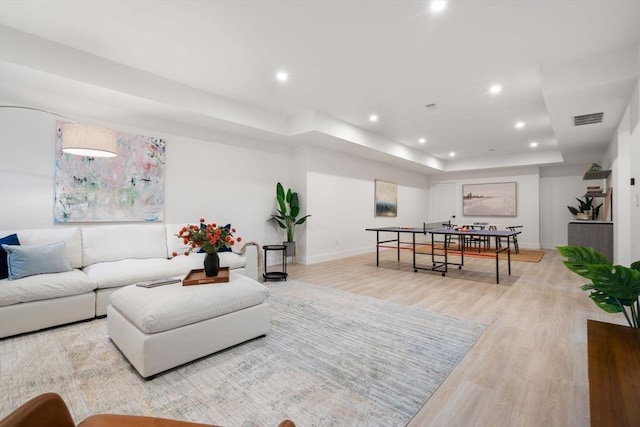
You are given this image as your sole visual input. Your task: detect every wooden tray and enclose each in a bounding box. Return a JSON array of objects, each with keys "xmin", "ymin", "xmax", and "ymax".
[{"xmin": 182, "ymin": 267, "xmax": 230, "ymax": 286}]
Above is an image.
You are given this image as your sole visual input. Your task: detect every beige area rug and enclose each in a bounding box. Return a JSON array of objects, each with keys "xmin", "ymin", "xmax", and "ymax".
[
  {"xmin": 413, "ymin": 243, "xmax": 545, "ymax": 263},
  {"xmin": 0, "ymin": 281, "xmax": 485, "ymax": 427}
]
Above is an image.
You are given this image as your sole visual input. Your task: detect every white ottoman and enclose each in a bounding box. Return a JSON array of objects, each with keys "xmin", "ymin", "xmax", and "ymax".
[{"xmin": 107, "ymin": 273, "xmax": 270, "ymax": 379}]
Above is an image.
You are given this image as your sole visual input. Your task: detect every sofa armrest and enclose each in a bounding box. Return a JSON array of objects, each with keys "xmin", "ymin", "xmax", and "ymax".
[
  {"xmin": 236, "ymin": 241, "xmax": 261, "ymax": 282},
  {"xmin": 0, "ymin": 393, "xmax": 75, "ymax": 427}
]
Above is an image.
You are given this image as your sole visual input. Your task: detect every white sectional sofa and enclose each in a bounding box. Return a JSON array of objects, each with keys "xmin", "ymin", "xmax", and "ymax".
[{"xmin": 0, "ymin": 224, "xmax": 259, "ymax": 338}]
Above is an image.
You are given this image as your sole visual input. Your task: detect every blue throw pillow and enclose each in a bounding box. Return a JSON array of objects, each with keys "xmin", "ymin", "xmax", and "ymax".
[
  {"xmin": 2, "ymin": 241, "xmax": 72, "ymax": 280},
  {"xmin": 0, "ymin": 233, "xmax": 20, "ymax": 280}
]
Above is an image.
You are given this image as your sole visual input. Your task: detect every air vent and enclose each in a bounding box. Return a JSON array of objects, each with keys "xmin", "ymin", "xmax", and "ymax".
[
  {"xmin": 574, "ymin": 112, "xmax": 603, "ymax": 126},
  {"xmin": 425, "ymin": 103, "xmax": 437, "ymax": 109}
]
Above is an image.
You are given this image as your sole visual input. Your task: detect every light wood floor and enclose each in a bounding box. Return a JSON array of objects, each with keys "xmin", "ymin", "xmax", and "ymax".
[{"xmin": 285, "ymin": 248, "xmax": 621, "ymax": 427}]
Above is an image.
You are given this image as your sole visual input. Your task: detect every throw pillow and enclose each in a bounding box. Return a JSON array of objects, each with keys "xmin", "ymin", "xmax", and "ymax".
[
  {"xmin": 0, "ymin": 233, "xmax": 21, "ymax": 280},
  {"xmin": 2, "ymin": 241, "xmax": 72, "ymax": 280}
]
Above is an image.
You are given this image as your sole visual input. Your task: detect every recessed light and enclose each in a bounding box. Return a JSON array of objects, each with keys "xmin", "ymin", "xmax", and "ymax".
[
  {"xmin": 449, "ymin": 152, "xmax": 456, "ymax": 157},
  {"xmin": 489, "ymin": 85, "xmax": 502, "ymax": 94},
  {"xmin": 430, "ymin": 1, "xmax": 447, "ymax": 13},
  {"xmin": 419, "ymin": 138, "xmax": 427, "ymax": 144},
  {"xmin": 530, "ymin": 141, "xmax": 538, "ymax": 147},
  {"xmin": 489, "ymin": 148, "xmax": 495, "ymax": 152},
  {"xmin": 515, "ymin": 121, "xmax": 525, "ymax": 129},
  {"xmin": 369, "ymin": 114, "xmax": 379, "ymax": 122},
  {"xmin": 276, "ymin": 71, "xmax": 288, "ymax": 82}
]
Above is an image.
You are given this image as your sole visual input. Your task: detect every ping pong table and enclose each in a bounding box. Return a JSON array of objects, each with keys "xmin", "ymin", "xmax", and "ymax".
[{"xmin": 365, "ymin": 225, "xmax": 521, "ymax": 284}]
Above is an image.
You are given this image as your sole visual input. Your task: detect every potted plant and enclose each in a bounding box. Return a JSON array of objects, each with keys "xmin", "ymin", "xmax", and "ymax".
[
  {"xmin": 557, "ymin": 245, "xmax": 640, "ymax": 328},
  {"xmin": 269, "ymin": 182, "xmax": 311, "ymax": 256},
  {"xmin": 567, "ymin": 195, "xmax": 602, "ymax": 220}
]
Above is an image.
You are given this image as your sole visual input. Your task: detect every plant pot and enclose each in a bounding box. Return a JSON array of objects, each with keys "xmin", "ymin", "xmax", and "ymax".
[
  {"xmin": 203, "ymin": 251, "xmax": 220, "ymax": 277},
  {"xmin": 283, "ymin": 241, "xmax": 296, "ymax": 257}
]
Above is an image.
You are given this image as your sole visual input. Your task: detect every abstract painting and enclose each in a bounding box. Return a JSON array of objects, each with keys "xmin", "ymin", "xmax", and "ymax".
[
  {"xmin": 375, "ymin": 180, "xmax": 397, "ymax": 217},
  {"xmin": 55, "ymin": 121, "xmax": 165, "ymax": 222},
  {"xmin": 462, "ymin": 182, "xmax": 516, "ymax": 217}
]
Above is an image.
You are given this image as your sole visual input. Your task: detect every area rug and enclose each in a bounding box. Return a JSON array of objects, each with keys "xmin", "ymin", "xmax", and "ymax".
[
  {"xmin": 0, "ymin": 281, "xmax": 485, "ymax": 427},
  {"xmin": 414, "ymin": 243, "xmax": 545, "ymax": 263}
]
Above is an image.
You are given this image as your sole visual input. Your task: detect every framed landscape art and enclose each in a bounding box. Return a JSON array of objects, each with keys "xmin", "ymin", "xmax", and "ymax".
[
  {"xmin": 375, "ymin": 180, "xmax": 397, "ymax": 217},
  {"xmin": 462, "ymin": 182, "xmax": 516, "ymax": 217}
]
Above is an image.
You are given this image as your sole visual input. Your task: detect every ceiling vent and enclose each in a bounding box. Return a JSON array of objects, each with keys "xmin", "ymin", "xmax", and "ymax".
[{"xmin": 574, "ymin": 112, "xmax": 603, "ymax": 126}]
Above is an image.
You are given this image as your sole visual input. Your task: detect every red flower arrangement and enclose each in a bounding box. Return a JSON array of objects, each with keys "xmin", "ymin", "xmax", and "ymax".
[{"xmin": 173, "ymin": 218, "xmax": 241, "ymax": 256}]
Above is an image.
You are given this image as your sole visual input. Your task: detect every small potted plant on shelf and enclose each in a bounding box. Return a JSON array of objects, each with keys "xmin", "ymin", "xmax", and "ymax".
[
  {"xmin": 567, "ymin": 195, "xmax": 602, "ymax": 220},
  {"xmin": 269, "ymin": 182, "xmax": 311, "ymax": 256},
  {"xmin": 557, "ymin": 246, "xmax": 640, "ymax": 328}
]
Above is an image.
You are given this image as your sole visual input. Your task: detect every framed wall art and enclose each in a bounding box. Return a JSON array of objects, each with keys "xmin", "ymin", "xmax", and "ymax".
[
  {"xmin": 375, "ymin": 180, "xmax": 397, "ymax": 217},
  {"xmin": 54, "ymin": 121, "xmax": 166, "ymax": 222},
  {"xmin": 462, "ymin": 182, "xmax": 516, "ymax": 217}
]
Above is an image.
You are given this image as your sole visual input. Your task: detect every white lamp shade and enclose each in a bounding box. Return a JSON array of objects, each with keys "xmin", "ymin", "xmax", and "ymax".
[{"xmin": 62, "ymin": 124, "xmax": 117, "ymax": 157}]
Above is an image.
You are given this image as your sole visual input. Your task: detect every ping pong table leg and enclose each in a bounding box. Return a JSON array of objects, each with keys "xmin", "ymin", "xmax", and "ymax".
[
  {"xmin": 397, "ymin": 232, "xmax": 400, "ymax": 262},
  {"xmin": 376, "ymin": 231, "xmax": 380, "ymax": 266},
  {"xmin": 507, "ymin": 237, "xmax": 512, "ymax": 275},
  {"xmin": 412, "ymin": 233, "xmax": 417, "ymax": 272}
]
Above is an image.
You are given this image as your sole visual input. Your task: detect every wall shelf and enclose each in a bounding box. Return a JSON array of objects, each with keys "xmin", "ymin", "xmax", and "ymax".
[{"xmin": 583, "ymin": 169, "xmax": 611, "ymax": 180}]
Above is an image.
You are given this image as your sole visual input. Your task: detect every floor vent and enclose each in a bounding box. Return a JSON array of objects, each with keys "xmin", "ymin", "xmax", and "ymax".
[{"xmin": 574, "ymin": 112, "xmax": 603, "ymax": 126}]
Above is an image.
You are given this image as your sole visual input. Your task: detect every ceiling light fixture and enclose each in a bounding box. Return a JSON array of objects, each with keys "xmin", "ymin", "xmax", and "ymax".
[
  {"xmin": 419, "ymin": 138, "xmax": 427, "ymax": 144},
  {"xmin": 515, "ymin": 121, "xmax": 525, "ymax": 129},
  {"xmin": 489, "ymin": 85, "xmax": 502, "ymax": 94},
  {"xmin": 275, "ymin": 71, "xmax": 289, "ymax": 82},
  {"xmin": 449, "ymin": 152, "xmax": 456, "ymax": 157},
  {"xmin": 62, "ymin": 124, "xmax": 117, "ymax": 157},
  {"xmin": 430, "ymin": 0, "xmax": 447, "ymax": 13},
  {"xmin": 369, "ymin": 114, "xmax": 379, "ymax": 122},
  {"xmin": 530, "ymin": 141, "xmax": 538, "ymax": 148},
  {"xmin": 1, "ymin": 105, "xmax": 117, "ymax": 157}
]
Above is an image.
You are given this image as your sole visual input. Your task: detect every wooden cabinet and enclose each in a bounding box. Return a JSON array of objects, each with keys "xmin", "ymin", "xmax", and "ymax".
[
  {"xmin": 587, "ymin": 320, "xmax": 640, "ymax": 427},
  {"xmin": 568, "ymin": 221, "xmax": 613, "ymax": 262}
]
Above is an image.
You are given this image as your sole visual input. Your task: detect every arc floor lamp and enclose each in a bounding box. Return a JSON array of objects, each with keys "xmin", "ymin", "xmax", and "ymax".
[{"xmin": 0, "ymin": 105, "xmax": 118, "ymax": 158}]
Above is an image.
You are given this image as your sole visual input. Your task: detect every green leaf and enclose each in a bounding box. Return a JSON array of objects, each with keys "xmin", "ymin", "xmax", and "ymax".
[
  {"xmin": 567, "ymin": 206, "xmax": 579, "ymax": 215},
  {"xmin": 587, "ymin": 292, "xmax": 624, "ymax": 313},
  {"xmin": 295, "ymin": 215, "xmax": 311, "ymax": 225},
  {"xmin": 557, "ymin": 246, "xmax": 611, "ymax": 278},
  {"xmin": 586, "ymin": 264, "xmax": 640, "ymax": 301},
  {"xmin": 631, "ymin": 260, "xmax": 640, "ymax": 272}
]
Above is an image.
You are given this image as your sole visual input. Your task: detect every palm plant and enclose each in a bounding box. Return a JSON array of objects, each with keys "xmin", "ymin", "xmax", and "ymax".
[
  {"xmin": 270, "ymin": 182, "xmax": 311, "ymax": 242},
  {"xmin": 557, "ymin": 246, "xmax": 640, "ymax": 328}
]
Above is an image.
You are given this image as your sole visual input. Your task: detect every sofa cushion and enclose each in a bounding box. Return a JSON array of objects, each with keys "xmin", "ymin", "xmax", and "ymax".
[
  {"xmin": 0, "ymin": 227, "xmax": 83, "ymax": 269},
  {"xmin": 0, "ymin": 233, "xmax": 20, "ymax": 280},
  {"xmin": 109, "ymin": 273, "xmax": 270, "ymax": 334},
  {"xmin": 83, "ymin": 258, "xmax": 187, "ymax": 289},
  {"xmin": 82, "ymin": 224, "xmax": 168, "ymax": 266},
  {"xmin": 0, "ymin": 269, "xmax": 96, "ymax": 307},
  {"xmin": 3, "ymin": 242, "xmax": 73, "ymax": 280}
]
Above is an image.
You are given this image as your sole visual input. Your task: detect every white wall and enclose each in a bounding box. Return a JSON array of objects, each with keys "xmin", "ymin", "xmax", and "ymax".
[
  {"xmin": 630, "ymin": 80, "xmax": 640, "ymax": 263},
  {"xmin": 300, "ymin": 146, "xmax": 429, "ymax": 264},
  {"xmin": 429, "ymin": 168, "xmax": 541, "ymax": 249},
  {"xmin": 0, "ymin": 107, "xmax": 291, "ymax": 251},
  {"xmin": 604, "ymin": 76, "xmax": 640, "ymax": 265},
  {"xmin": 539, "ymin": 164, "xmax": 590, "ymax": 249}
]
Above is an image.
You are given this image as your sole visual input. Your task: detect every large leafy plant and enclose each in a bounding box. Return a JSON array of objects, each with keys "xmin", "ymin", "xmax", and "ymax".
[
  {"xmin": 270, "ymin": 182, "xmax": 311, "ymax": 242},
  {"xmin": 557, "ymin": 246, "xmax": 640, "ymax": 328}
]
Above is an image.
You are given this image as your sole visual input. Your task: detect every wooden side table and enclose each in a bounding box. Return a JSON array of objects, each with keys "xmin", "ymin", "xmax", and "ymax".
[{"xmin": 263, "ymin": 244, "xmax": 288, "ymax": 281}]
